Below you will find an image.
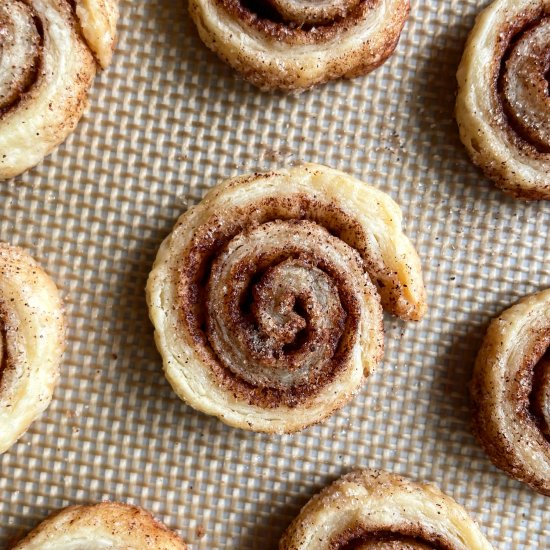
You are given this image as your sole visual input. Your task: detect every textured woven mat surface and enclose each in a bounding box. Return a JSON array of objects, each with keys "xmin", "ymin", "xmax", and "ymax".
[{"xmin": 0, "ymin": 0, "xmax": 548, "ymax": 547}]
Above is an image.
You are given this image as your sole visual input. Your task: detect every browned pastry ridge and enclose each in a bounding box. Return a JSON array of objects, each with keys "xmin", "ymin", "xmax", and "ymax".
[
  {"xmin": 279, "ymin": 470, "xmax": 495, "ymax": 550},
  {"xmin": 0, "ymin": 0, "xmax": 118, "ymax": 180},
  {"xmin": 147, "ymin": 164, "xmax": 426, "ymax": 433},
  {"xmin": 189, "ymin": 0, "xmax": 410, "ymax": 92},
  {"xmin": 11, "ymin": 502, "xmax": 187, "ymax": 549},
  {"xmin": 471, "ymin": 289, "xmax": 550, "ymax": 495},
  {"xmin": 456, "ymin": 0, "xmax": 550, "ymax": 199}
]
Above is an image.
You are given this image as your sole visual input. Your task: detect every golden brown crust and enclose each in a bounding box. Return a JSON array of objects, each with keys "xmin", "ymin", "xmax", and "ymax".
[
  {"xmin": 147, "ymin": 164, "xmax": 426, "ymax": 433},
  {"xmin": 471, "ymin": 289, "xmax": 550, "ymax": 495},
  {"xmin": 0, "ymin": 243, "xmax": 65, "ymax": 454},
  {"xmin": 75, "ymin": 0, "xmax": 119, "ymax": 68},
  {"xmin": 0, "ymin": 0, "xmax": 118, "ymax": 180},
  {"xmin": 189, "ymin": 0, "xmax": 410, "ymax": 92},
  {"xmin": 11, "ymin": 502, "xmax": 187, "ymax": 550},
  {"xmin": 456, "ymin": 0, "xmax": 550, "ymax": 200},
  {"xmin": 279, "ymin": 470, "xmax": 494, "ymax": 550}
]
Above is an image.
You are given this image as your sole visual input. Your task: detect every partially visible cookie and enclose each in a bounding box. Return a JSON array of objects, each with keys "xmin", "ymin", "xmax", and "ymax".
[
  {"xmin": 280, "ymin": 470, "xmax": 494, "ymax": 550},
  {"xmin": 472, "ymin": 289, "xmax": 550, "ymax": 495},
  {"xmin": 12, "ymin": 502, "xmax": 187, "ymax": 550},
  {"xmin": 0, "ymin": 244, "xmax": 65, "ymax": 455},
  {"xmin": 456, "ymin": 0, "xmax": 550, "ymax": 199},
  {"xmin": 0, "ymin": 0, "xmax": 119, "ymax": 180},
  {"xmin": 189, "ymin": 0, "xmax": 410, "ymax": 92}
]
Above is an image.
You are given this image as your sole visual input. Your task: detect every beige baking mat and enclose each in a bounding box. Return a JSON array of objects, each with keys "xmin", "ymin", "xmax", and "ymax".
[{"xmin": 0, "ymin": 0, "xmax": 548, "ymax": 547}]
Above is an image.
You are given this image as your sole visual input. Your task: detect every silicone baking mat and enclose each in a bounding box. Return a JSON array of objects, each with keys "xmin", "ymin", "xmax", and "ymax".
[{"xmin": 0, "ymin": 0, "xmax": 548, "ymax": 547}]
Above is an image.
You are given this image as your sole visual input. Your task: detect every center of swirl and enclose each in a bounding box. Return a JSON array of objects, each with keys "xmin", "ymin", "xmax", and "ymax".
[
  {"xmin": 499, "ymin": 16, "xmax": 550, "ymax": 152},
  {"xmin": 0, "ymin": 0, "xmax": 42, "ymax": 114},
  {"xmin": 206, "ymin": 220, "xmax": 358, "ymax": 392}
]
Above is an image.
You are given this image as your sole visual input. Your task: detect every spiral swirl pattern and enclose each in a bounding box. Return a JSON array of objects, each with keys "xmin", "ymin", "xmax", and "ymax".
[
  {"xmin": 472, "ymin": 289, "xmax": 550, "ymax": 495},
  {"xmin": 147, "ymin": 164, "xmax": 426, "ymax": 433},
  {"xmin": 0, "ymin": 244, "xmax": 65, "ymax": 455},
  {"xmin": 456, "ymin": 0, "xmax": 550, "ymax": 199},
  {"xmin": 279, "ymin": 470, "xmax": 495, "ymax": 550},
  {"xmin": 0, "ymin": 0, "xmax": 118, "ymax": 180},
  {"xmin": 12, "ymin": 503, "xmax": 187, "ymax": 550},
  {"xmin": 189, "ymin": 0, "xmax": 410, "ymax": 91}
]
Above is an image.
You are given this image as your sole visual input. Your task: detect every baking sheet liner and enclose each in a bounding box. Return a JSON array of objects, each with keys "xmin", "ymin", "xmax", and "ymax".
[{"xmin": 0, "ymin": 0, "xmax": 548, "ymax": 547}]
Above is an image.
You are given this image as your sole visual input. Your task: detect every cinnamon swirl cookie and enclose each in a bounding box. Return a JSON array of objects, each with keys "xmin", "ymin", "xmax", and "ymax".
[
  {"xmin": 12, "ymin": 503, "xmax": 187, "ymax": 549},
  {"xmin": 279, "ymin": 470, "xmax": 494, "ymax": 550},
  {"xmin": 472, "ymin": 289, "xmax": 550, "ymax": 495},
  {"xmin": 456, "ymin": 0, "xmax": 550, "ymax": 199},
  {"xmin": 0, "ymin": 0, "xmax": 119, "ymax": 180},
  {"xmin": 189, "ymin": 0, "xmax": 410, "ymax": 92},
  {"xmin": 0, "ymin": 244, "xmax": 65, "ymax": 454},
  {"xmin": 147, "ymin": 164, "xmax": 426, "ymax": 433}
]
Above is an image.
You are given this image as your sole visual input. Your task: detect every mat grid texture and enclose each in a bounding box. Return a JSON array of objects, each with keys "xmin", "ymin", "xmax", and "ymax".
[{"xmin": 0, "ymin": 0, "xmax": 548, "ymax": 548}]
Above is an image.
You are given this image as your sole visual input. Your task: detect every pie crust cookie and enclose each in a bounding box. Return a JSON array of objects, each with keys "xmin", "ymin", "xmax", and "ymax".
[
  {"xmin": 11, "ymin": 502, "xmax": 187, "ymax": 550},
  {"xmin": 0, "ymin": 0, "xmax": 119, "ymax": 180},
  {"xmin": 0, "ymin": 244, "xmax": 65, "ymax": 454},
  {"xmin": 279, "ymin": 470, "xmax": 495, "ymax": 550},
  {"xmin": 471, "ymin": 289, "xmax": 550, "ymax": 495},
  {"xmin": 189, "ymin": 0, "xmax": 410, "ymax": 92},
  {"xmin": 147, "ymin": 164, "xmax": 426, "ymax": 433},
  {"xmin": 456, "ymin": 0, "xmax": 550, "ymax": 200}
]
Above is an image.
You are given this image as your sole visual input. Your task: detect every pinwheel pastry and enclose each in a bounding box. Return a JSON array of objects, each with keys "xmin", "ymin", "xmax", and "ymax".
[
  {"xmin": 279, "ymin": 469, "xmax": 494, "ymax": 550},
  {"xmin": 0, "ymin": 0, "xmax": 119, "ymax": 180},
  {"xmin": 188, "ymin": 0, "xmax": 410, "ymax": 92},
  {"xmin": 456, "ymin": 0, "xmax": 550, "ymax": 199},
  {"xmin": 472, "ymin": 289, "xmax": 550, "ymax": 495},
  {"xmin": 0, "ymin": 244, "xmax": 65, "ymax": 454},
  {"xmin": 147, "ymin": 163, "xmax": 426, "ymax": 433},
  {"xmin": 12, "ymin": 502, "xmax": 187, "ymax": 549}
]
